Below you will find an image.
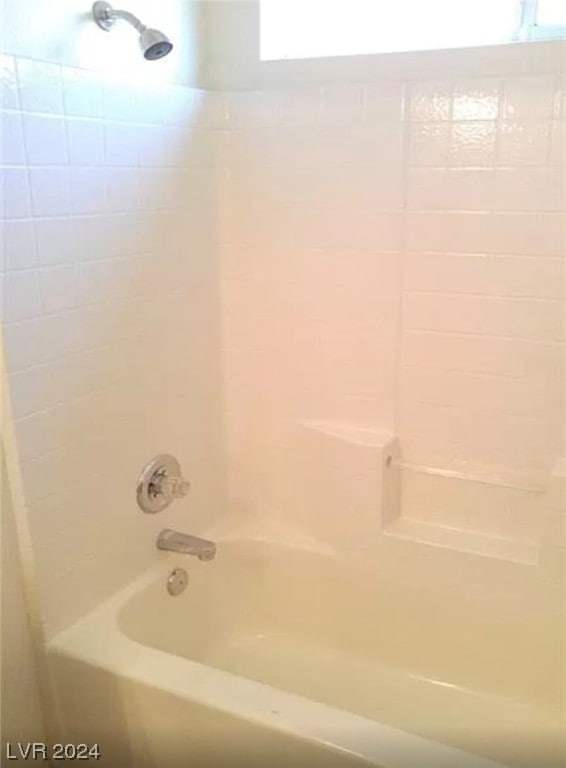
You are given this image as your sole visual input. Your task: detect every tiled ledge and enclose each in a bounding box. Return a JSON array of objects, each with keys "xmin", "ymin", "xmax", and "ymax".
[{"xmin": 384, "ymin": 517, "xmax": 539, "ymax": 565}]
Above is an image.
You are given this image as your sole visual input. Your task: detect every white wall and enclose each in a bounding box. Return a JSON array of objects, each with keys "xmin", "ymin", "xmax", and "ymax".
[{"xmin": 0, "ymin": 28, "xmax": 227, "ymax": 635}]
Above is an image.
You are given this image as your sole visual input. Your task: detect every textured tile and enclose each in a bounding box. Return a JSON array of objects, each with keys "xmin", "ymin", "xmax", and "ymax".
[
  {"xmin": 35, "ymin": 218, "xmax": 76, "ymax": 265},
  {"xmin": 29, "ymin": 168, "xmax": 71, "ymax": 217},
  {"xmin": 491, "ymin": 167, "xmax": 561, "ymax": 211},
  {"xmin": 409, "ymin": 122, "xmax": 450, "ymax": 166},
  {"xmin": 1, "ymin": 167, "xmax": 31, "ymax": 219},
  {"xmin": 67, "ymin": 119, "xmax": 105, "ymax": 167},
  {"xmin": 0, "ymin": 220, "xmax": 36, "ymax": 271},
  {"xmin": 502, "ymin": 76, "xmax": 559, "ymax": 120},
  {"xmin": 70, "ymin": 168, "xmax": 108, "ymax": 215},
  {"xmin": 408, "ymin": 81, "xmax": 452, "ymax": 121},
  {"xmin": 497, "ymin": 121, "xmax": 552, "ymax": 166},
  {"xmin": 449, "ymin": 121, "xmax": 496, "ymax": 166},
  {"xmin": 23, "ymin": 114, "xmax": 67, "ymax": 165},
  {"xmin": 40, "ymin": 264, "xmax": 81, "ymax": 313},
  {"xmin": 17, "ymin": 59, "xmax": 63, "ymax": 115},
  {"xmin": 408, "ymin": 168, "xmax": 494, "ymax": 211},
  {"xmin": 1, "ymin": 110, "xmax": 26, "ymax": 164},
  {"xmin": 452, "ymin": 79, "xmax": 500, "ymax": 121},
  {"xmin": 62, "ymin": 67, "xmax": 103, "ymax": 118},
  {"xmin": 0, "ymin": 269, "xmax": 42, "ymax": 322},
  {"xmin": 403, "ymin": 292, "xmax": 564, "ymax": 341}
]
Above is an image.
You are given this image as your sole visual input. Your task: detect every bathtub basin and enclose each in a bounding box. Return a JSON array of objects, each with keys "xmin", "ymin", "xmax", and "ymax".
[{"xmin": 48, "ymin": 539, "xmax": 564, "ymax": 768}]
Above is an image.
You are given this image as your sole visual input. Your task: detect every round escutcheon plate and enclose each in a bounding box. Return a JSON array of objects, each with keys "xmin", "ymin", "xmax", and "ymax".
[{"xmin": 167, "ymin": 567, "xmax": 188, "ymax": 596}]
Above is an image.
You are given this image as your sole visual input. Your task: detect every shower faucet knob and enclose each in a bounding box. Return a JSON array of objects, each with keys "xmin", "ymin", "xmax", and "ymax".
[
  {"xmin": 137, "ymin": 454, "xmax": 190, "ymax": 514},
  {"xmin": 151, "ymin": 474, "xmax": 190, "ymax": 500}
]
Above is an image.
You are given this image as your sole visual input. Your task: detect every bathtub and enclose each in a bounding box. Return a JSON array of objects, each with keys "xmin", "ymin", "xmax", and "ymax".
[{"xmin": 48, "ymin": 539, "xmax": 564, "ymax": 768}]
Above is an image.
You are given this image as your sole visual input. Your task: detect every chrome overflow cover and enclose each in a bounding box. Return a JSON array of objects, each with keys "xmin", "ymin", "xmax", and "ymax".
[
  {"xmin": 167, "ymin": 567, "xmax": 188, "ymax": 596},
  {"xmin": 137, "ymin": 454, "xmax": 190, "ymax": 514}
]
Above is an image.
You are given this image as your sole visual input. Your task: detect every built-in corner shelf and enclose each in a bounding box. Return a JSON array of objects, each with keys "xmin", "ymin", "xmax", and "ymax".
[{"xmin": 383, "ymin": 518, "xmax": 539, "ymax": 566}]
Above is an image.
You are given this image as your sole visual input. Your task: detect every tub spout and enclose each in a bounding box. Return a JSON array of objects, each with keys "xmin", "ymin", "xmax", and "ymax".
[{"xmin": 156, "ymin": 529, "xmax": 216, "ymax": 561}]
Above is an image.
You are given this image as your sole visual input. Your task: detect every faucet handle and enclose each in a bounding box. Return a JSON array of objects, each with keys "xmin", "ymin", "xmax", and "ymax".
[
  {"xmin": 137, "ymin": 455, "xmax": 190, "ymax": 513},
  {"xmin": 158, "ymin": 475, "xmax": 190, "ymax": 499}
]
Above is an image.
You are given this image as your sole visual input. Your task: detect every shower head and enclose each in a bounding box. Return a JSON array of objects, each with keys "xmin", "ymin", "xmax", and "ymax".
[
  {"xmin": 92, "ymin": 2, "xmax": 174, "ymax": 60},
  {"xmin": 139, "ymin": 28, "xmax": 173, "ymax": 61}
]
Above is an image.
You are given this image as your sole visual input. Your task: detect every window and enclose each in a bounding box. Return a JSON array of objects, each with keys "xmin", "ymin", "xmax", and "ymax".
[
  {"xmin": 536, "ymin": 0, "xmax": 566, "ymax": 25},
  {"xmin": 521, "ymin": 0, "xmax": 566, "ymax": 39},
  {"xmin": 260, "ymin": 0, "xmax": 566, "ymax": 61}
]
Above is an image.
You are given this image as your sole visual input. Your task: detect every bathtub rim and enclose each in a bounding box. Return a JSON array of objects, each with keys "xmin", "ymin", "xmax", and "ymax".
[{"xmin": 47, "ymin": 554, "xmax": 507, "ymax": 768}]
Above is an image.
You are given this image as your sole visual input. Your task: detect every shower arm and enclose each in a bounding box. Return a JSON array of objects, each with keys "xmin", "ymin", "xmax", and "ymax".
[
  {"xmin": 107, "ymin": 9, "xmax": 146, "ymax": 33},
  {"xmin": 93, "ymin": 3, "xmax": 147, "ymax": 33}
]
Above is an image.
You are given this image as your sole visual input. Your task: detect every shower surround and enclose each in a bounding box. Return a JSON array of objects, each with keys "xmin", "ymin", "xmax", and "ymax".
[
  {"xmin": 1, "ymin": 30, "xmax": 565, "ymax": 768},
  {"xmin": 218, "ymin": 47, "xmax": 566, "ymax": 561},
  {"xmin": 1, "ymin": 37, "xmax": 565, "ymax": 639}
]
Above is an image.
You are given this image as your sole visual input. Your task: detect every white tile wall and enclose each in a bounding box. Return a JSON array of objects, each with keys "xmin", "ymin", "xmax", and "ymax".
[
  {"xmin": 402, "ymin": 70, "xmax": 565, "ymax": 485},
  {"xmin": 2, "ymin": 46, "xmax": 565, "ymax": 638},
  {"xmin": 218, "ymin": 55, "xmax": 565, "ymax": 549},
  {"xmin": 1, "ymin": 56, "xmax": 225, "ymax": 637}
]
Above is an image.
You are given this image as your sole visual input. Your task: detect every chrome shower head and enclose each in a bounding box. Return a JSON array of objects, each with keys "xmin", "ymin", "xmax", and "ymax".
[
  {"xmin": 92, "ymin": 2, "xmax": 174, "ymax": 60},
  {"xmin": 139, "ymin": 28, "xmax": 173, "ymax": 60}
]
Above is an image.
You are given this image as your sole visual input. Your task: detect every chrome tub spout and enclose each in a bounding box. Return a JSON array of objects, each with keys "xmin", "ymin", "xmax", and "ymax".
[{"xmin": 156, "ymin": 529, "xmax": 216, "ymax": 562}]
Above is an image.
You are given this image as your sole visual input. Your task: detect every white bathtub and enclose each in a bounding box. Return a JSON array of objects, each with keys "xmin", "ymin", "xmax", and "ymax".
[{"xmin": 48, "ymin": 540, "xmax": 564, "ymax": 768}]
